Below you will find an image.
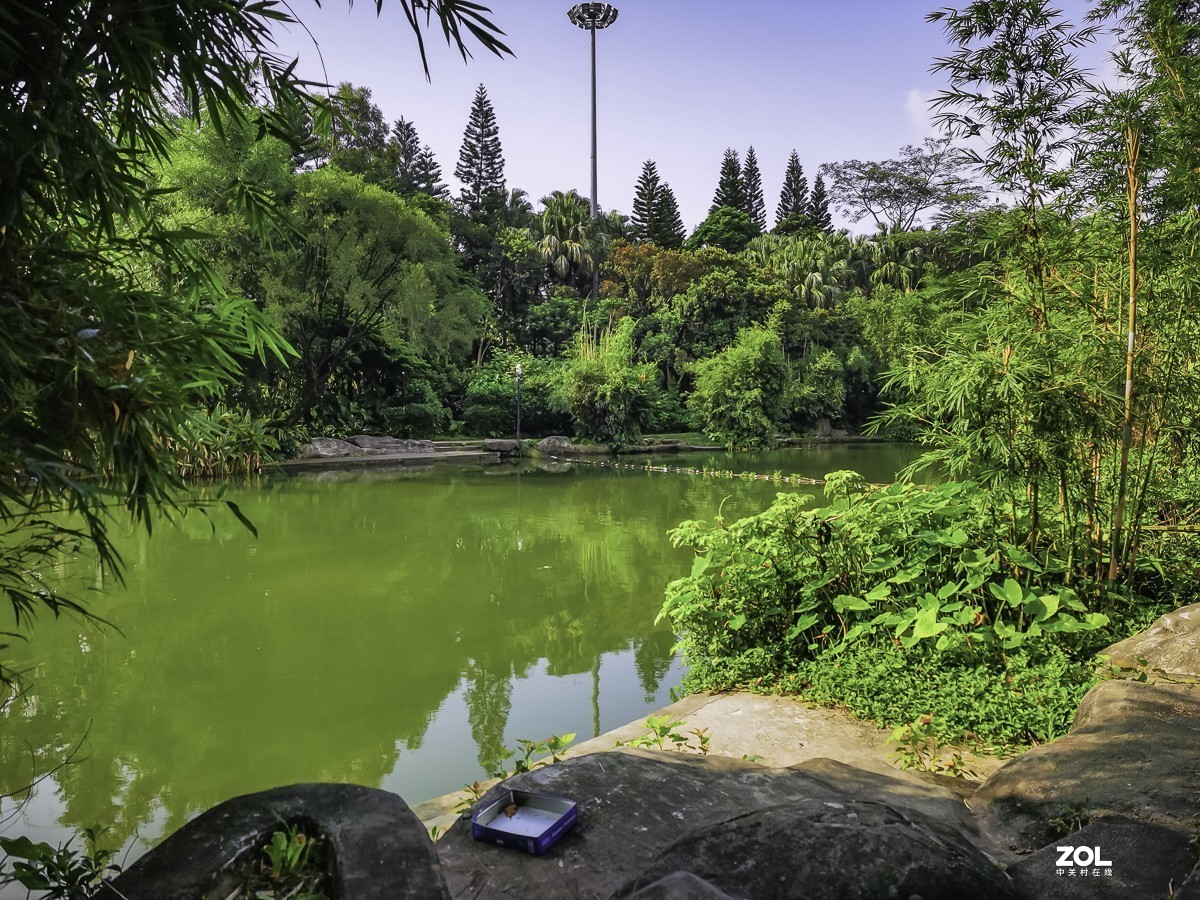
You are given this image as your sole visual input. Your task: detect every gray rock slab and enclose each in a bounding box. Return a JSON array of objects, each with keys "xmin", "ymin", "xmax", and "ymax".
[
  {"xmin": 625, "ymin": 871, "xmax": 734, "ymax": 899},
  {"xmin": 973, "ymin": 679, "xmax": 1200, "ymax": 852},
  {"xmin": 437, "ymin": 749, "xmax": 989, "ymax": 900},
  {"xmin": 534, "ymin": 435, "xmax": 576, "ymax": 455},
  {"xmin": 1101, "ymin": 602, "xmax": 1200, "ymax": 678},
  {"xmin": 1006, "ymin": 815, "xmax": 1196, "ymax": 900},
  {"xmin": 482, "ymin": 438, "xmax": 519, "ymax": 454},
  {"xmin": 103, "ymin": 783, "xmax": 448, "ymax": 900},
  {"xmin": 610, "ymin": 797, "xmax": 1020, "ymax": 900},
  {"xmin": 298, "ymin": 436, "xmax": 361, "ymax": 458}
]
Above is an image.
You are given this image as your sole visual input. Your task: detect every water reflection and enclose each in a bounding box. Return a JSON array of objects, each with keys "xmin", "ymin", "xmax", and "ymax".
[{"xmin": 0, "ymin": 446, "xmax": 914, "ymax": 862}]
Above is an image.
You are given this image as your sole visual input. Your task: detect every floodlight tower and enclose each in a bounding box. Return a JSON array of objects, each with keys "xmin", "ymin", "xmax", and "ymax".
[{"xmin": 568, "ymin": 3, "xmax": 618, "ymax": 299}]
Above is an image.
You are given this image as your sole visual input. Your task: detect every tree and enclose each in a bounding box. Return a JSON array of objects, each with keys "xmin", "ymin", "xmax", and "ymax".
[
  {"xmin": 776, "ymin": 150, "xmax": 810, "ymax": 227},
  {"xmin": 710, "ymin": 149, "xmax": 745, "ymax": 214},
  {"xmin": 743, "ymin": 146, "xmax": 767, "ymax": 234},
  {"xmin": 328, "ymin": 82, "xmax": 390, "ymax": 180},
  {"xmin": 265, "ymin": 167, "xmax": 484, "ymax": 429},
  {"xmin": 652, "ymin": 184, "xmax": 687, "ymax": 249},
  {"xmin": 688, "ymin": 206, "xmax": 757, "ymax": 253},
  {"xmin": 807, "ymin": 175, "xmax": 833, "ymax": 234},
  {"xmin": 819, "ymin": 138, "xmax": 982, "ymax": 232},
  {"xmin": 385, "ymin": 117, "xmax": 447, "ymax": 199},
  {"xmin": 631, "ymin": 160, "xmax": 662, "ymax": 241},
  {"xmin": 456, "ymin": 84, "xmax": 506, "ymax": 209},
  {"xmin": 0, "ymin": 0, "xmax": 509, "ymax": 679},
  {"xmin": 688, "ymin": 326, "xmax": 788, "ymax": 450},
  {"xmin": 530, "ymin": 189, "xmax": 606, "ymax": 290},
  {"xmin": 557, "ymin": 319, "xmax": 659, "ymax": 446}
]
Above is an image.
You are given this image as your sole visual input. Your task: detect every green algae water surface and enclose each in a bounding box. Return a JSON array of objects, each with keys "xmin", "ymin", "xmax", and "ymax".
[{"xmin": 0, "ymin": 445, "xmax": 917, "ymax": 867}]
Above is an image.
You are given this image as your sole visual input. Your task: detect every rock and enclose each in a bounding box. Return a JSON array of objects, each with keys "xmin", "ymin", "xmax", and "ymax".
[
  {"xmin": 104, "ymin": 783, "xmax": 448, "ymax": 900},
  {"xmin": 1006, "ymin": 816, "xmax": 1195, "ymax": 900},
  {"xmin": 350, "ymin": 434, "xmax": 405, "ymax": 450},
  {"xmin": 297, "ymin": 437, "xmax": 361, "ymax": 459},
  {"xmin": 1178, "ymin": 861, "xmax": 1200, "ymax": 900},
  {"xmin": 973, "ymin": 680, "xmax": 1200, "ymax": 853},
  {"xmin": 534, "ymin": 436, "xmax": 576, "ymax": 456},
  {"xmin": 437, "ymin": 749, "xmax": 1005, "ymax": 900},
  {"xmin": 1100, "ymin": 602, "xmax": 1200, "ymax": 678},
  {"xmin": 625, "ymin": 871, "xmax": 734, "ymax": 899},
  {"xmin": 347, "ymin": 436, "xmax": 436, "ymax": 453},
  {"xmin": 482, "ymin": 438, "xmax": 519, "ymax": 455},
  {"xmin": 612, "ymin": 798, "xmax": 1019, "ymax": 900}
]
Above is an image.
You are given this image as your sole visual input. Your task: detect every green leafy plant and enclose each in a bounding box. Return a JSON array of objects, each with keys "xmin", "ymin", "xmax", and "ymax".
[
  {"xmin": 0, "ymin": 827, "xmax": 120, "ymax": 899},
  {"xmin": 614, "ymin": 717, "xmax": 712, "ymax": 755},
  {"xmin": 489, "ymin": 733, "xmax": 576, "ymax": 780}
]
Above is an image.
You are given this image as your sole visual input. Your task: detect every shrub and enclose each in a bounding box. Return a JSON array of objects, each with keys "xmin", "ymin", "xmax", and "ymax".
[
  {"xmin": 556, "ymin": 319, "xmax": 659, "ymax": 447},
  {"xmin": 687, "ymin": 326, "xmax": 787, "ymax": 450}
]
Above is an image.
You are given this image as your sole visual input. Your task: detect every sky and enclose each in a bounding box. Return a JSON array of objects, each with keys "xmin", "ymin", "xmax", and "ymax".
[{"xmin": 269, "ymin": 1, "xmax": 1109, "ymax": 233}]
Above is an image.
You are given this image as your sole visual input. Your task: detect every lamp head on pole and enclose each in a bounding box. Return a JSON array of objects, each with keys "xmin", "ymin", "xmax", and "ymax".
[
  {"xmin": 515, "ymin": 363, "xmax": 522, "ymax": 378},
  {"xmin": 568, "ymin": 3, "xmax": 618, "ymax": 30}
]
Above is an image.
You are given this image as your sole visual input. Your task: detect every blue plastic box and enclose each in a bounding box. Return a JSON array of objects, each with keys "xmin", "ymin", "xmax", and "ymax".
[{"xmin": 470, "ymin": 789, "xmax": 578, "ymax": 855}]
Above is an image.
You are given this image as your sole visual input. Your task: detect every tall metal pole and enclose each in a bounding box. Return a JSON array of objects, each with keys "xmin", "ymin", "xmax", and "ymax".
[
  {"xmin": 568, "ymin": 4, "xmax": 618, "ymax": 302},
  {"xmin": 589, "ymin": 24, "xmax": 598, "ymax": 221},
  {"xmin": 589, "ymin": 24, "xmax": 599, "ymax": 300}
]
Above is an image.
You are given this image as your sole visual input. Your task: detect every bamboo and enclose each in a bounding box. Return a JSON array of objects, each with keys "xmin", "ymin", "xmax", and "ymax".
[{"xmin": 1107, "ymin": 122, "xmax": 1141, "ymax": 582}]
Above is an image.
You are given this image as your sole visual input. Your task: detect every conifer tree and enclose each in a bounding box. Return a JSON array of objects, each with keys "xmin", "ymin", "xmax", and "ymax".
[
  {"xmin": 742, "ymin": 146, "xmax": 766, "ymax": 234},
  {"xmin": 413, "ymin": 145, "xmax": 449, "ymax": 199},
  {"xmin": 808, "ymin": 173, "xmax": 833, "ymax": 233},
  {"xmin": 652, "ymin": 183, "xmax": 686, "ymax": 249},
  {"xmin": 631, "ymin": 160, "xmax": 661, "ymax": 241},
  {"xmin": 455, "ymin": 84, "xmax": 505, "ymax": 209},
  {"xmin": 386, "ymin": 118, "xmax": 447, "ymax": 199},
  {"xmin": 710, "ymin": 148, "xmax": 745, "ymax": 214},
  {"xmin": 776, "ymin": 150, "xmax": 809, "ymax": 226}
]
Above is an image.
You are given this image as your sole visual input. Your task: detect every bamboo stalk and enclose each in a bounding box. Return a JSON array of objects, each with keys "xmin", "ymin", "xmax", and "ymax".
[{"xmin": 1107, "ymin": 122, "xmax": 1141, "ymax": 582}]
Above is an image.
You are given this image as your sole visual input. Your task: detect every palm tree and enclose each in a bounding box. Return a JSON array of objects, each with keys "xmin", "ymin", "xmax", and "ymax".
[{"xmin": 529, "ymin": 190, "xmax": 605, "ymax": 290}]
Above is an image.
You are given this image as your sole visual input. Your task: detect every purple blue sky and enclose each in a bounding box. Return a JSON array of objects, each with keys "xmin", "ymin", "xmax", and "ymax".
[{"xmin": 270, "ymin": 1, "xmax": 1107, "ymax": 233}]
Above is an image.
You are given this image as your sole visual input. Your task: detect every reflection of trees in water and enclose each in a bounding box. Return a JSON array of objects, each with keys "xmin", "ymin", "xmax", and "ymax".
[
  {"xmin": 0, "ymin": 461, "xmax": 800, "ymax": 847},
  {"xmin": 464, "ymin": 659, "xmax": 512, "ymax": 773}
]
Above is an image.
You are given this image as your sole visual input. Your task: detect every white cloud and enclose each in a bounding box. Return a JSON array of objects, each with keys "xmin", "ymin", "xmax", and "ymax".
[{"xmin": 904, "ymin": 88, "xmax": 939, "ymax": 140}]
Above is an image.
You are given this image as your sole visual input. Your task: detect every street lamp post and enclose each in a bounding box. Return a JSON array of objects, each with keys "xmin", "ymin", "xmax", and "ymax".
[
  {"xmin": 515, "ymin": 362, "xmax": 522, "ymax": 443},
  {"xmin": 567, "ymin": 3, "xmax": 618, "ymax": 301}
]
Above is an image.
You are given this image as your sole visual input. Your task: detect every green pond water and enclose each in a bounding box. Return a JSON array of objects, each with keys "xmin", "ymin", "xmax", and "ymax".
[{"xmin": 0, "ymin": 443, "xmax": 917, "ymax": 866}]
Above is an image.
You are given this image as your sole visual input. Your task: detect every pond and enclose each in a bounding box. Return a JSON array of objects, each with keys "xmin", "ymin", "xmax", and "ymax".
[{"xmin": 0, "ymin": 443, "xmax": 918, "ymax": 869}]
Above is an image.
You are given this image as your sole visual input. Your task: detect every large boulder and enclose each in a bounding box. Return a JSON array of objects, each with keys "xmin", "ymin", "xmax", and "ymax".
[
  {"xmin": 611, "ymin": 797, "xmax": 1019, "ymax": 900},
  {"xmin": 104, "ymin": 783, "xmax": 448, "ymax": 900},
  {"xmin": 972, "ymin": 679, "xmax": 1200, "ymax": 853},
  {"xmin": 349, "ymin": 435, "xmax": 436, "ymax": 453},
  {"xmin": 534, "ymin": 436, "xmax": 576, "ymax": 456},
  {"xmin": 437, "ymin": 749, "xmax": 1012, "ymax": 900},
  {"xmin": 1100, "ymin": 602, "xmax": 1200, "ymax": 678},
  {"xmin": 482, "ymin": 438, "xmax": 519, "ymax": 455},
  {"xmin": 1005, "ymin": 815, "xmax": 1194, "ymax": 900},
  {"xmin": 297, "ymin": 437, "xmax": 361, "ymax": 459}
]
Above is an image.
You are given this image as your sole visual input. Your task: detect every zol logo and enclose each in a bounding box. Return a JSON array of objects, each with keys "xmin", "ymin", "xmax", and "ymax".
[{"xmin": 1056, "ymin": 846, "xmax": 1113, "ymax": 868}]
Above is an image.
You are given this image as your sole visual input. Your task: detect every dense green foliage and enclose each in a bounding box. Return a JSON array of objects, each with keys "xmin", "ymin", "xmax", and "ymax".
[
  {"xmin": 656, "ymin": 0, "xmax": 1200, "ymax": 753},
  {"xmin": 687, "ymin": 327, "xmax": 787, "ymax": 450}
]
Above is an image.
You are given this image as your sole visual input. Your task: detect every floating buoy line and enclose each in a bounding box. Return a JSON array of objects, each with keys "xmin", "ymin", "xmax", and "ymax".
[{"xmin": 536, "ymin": 453, "xmax": 831, "ymax": 487}]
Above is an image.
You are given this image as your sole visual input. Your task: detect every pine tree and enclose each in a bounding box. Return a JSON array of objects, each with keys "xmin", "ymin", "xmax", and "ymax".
[
  {"xmin": 808, "ymin": 173, "xmax": 833, "ymax": 234},
  {"xmin": 386, "ymin": 117, "xmax": 447, "ymax": 199},
  {"xmin": 652, "ymin": 183, "xmax": 686, "ymax": 249},
  {"xmin": 455, "ymin": 84, "xmax": 505, "ymax": 209},
  {"xmin": 388, "ymin": 117, "xmax": 422, "ymax": 194},
  {"xmin": 413, "ymin": 145, "xmax": 448, "ymax": 199},
  {"xmin": 742, "ymin": 146, "xmax": 766, "ymax": 235},
  {"xmin": 631, "ymin": 160, "xmax": 661, "ymax": 241},
  {"xmin": 710, "ymin": 148, "xmax": 745, "ymax": 214},
  {"xmin": 776, "ymin": 150, "xmax": 809, "ymax": 226}
]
